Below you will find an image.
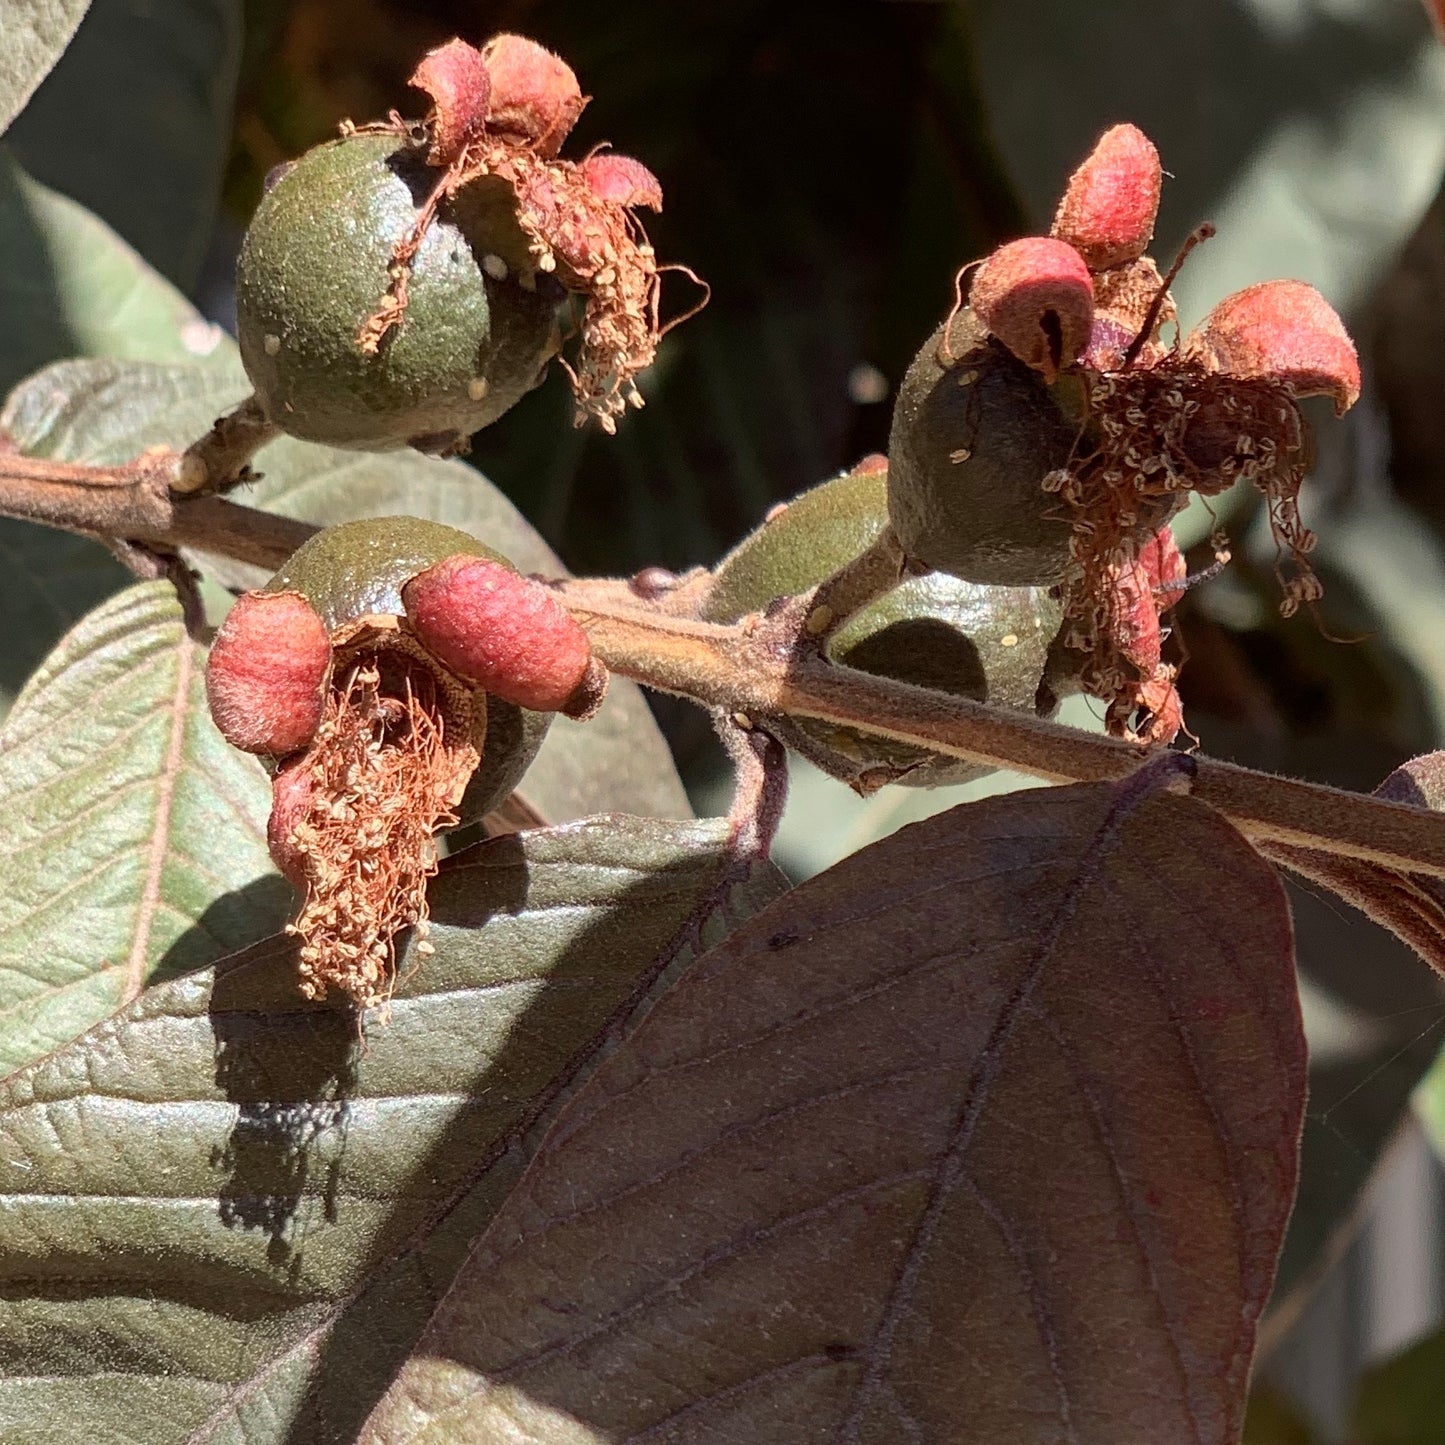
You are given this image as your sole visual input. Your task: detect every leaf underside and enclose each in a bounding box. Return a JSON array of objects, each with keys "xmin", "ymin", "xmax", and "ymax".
[
  {"xmin": 0, "ymin": 581, "xmax": 283, "ymax": 1079},
  {"xmin": 362, "ymin": 778, "xmax": 1305, "ymax": 1445}
]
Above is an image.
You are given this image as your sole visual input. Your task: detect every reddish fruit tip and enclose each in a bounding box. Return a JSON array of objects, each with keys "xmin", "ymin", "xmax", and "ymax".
[
  {"xmin": 267, "ymin": 757, "xmax": 315, "ymax": 889},
  {"xmin": 402, "ymin": 555, "xmax": 594, "ymax": 713},
  {"xmin": 206, "ymin": 590, "xmax": 331, "ymax": 757},
  {"xmin": 410, "ymin": 38, "xmax": 491, "ymax": 166},
  {"xmin": 1052, "ymin": 123, "xmax": 1162, "ymax": 272},
  {"xmin": 850, "ymin": 453, "xmax": 889, "ymax": 476},
  {"xmin": 479, "ymin": 33, "xmax": 586, "ymax": 156},
  {"xmin": 579, "ymin": 153, "xmax": 663, "ymax": 211},
  {"xmin": 1188, "ymin": 280, "xmax": 1361, "ymax": 415},
  {"xmin": 970, "ymin": 236, "xmax": 1094, "ymax": 382}
]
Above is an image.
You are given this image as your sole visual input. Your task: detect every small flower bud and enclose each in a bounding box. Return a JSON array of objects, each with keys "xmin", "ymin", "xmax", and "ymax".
[
  {"xmin": 402, "ymin": 554, "xmax": 595, "ymax": 712},
  {"xmin": 479, "ymin": 34, "xmax": 586, "ymax": 156},
  {"xmin": 1187, "ymin": 280, "xmax": 1361, "ymax": 415},
  {"xmin": 206, "ymin": 590, "xmax": 331, "ymax": 757},
  {"xmin": 410, "ymin": 38, "xmax": 491, "ymax": 166},
  {"xmin": 970, "ymin": 237, "xmax": 1094, "ymax": 383},
  {"xmin": 1051, "ymin": 124, "xmax": 1162, "ymax": 271},
  {"xmin": 579, "ymin": 153, "xmax": 663, "ymax": 211}
]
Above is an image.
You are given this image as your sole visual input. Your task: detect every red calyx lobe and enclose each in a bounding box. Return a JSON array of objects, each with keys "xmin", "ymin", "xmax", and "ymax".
[
  {"xmin": 267, "ymin": 758, "xmax": 315, "ymax": 888},
  {"xmin": 206, "ymin": 590, "xmax": 331, "ymax": 757},
  {"xmin": 970, "ymin": 237, "xmax": 1094, "ymax": 383},
  {"xmin": 410, "ymin": 39, "xmax": 491, "ymax": 166},
  {"xmin": 579, "ymin": 153, "xmax": 663, "ymax": 211},
  {"xmin": 402, "ymin": 555, "xmax": 595, "ymax": 713},
  {"xmin": 1187, "ymin": 280, "xmax": 1361, "ymax": 415},
  {"xmin": 480, "ymin": 34, "xmax": 586, "ymax": 156},
  {"xmin": 1051, "ymin": 124, "xmax": 1162, "ymax": 272}
]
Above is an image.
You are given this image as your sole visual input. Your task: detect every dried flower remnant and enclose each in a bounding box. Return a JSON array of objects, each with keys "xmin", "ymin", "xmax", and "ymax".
[
  {"xmin": 354, "ymin": 33, "xmax": 699, "ymax": 432},
  {"xmin": 205, "ymin": 523, "xmax": 600, "ymax": 1011},
  {"xmin": 958, "ymin": 123, "xmax": 1360, "ymax": 743},
  {"xmin": 283, "ymin": 645, "xmax": 478, "ymax": 1009}
]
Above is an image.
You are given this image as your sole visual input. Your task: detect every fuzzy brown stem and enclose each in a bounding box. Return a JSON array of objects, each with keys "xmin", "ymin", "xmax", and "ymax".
[
  {"xmin": 1262, "ymin": 841, "xmax": 1445, "ymax": 979},
  {"xmin": 802, "ymin": 523, "xmax": 911, "ymax": 639},
  {"xmin": 556, "ymin": 576, "xmax": 1445, "ymax": 881},
  {"xmin": 0, "ymin": 449, "xmax": 315, "ymax": 568},
  {"xmin": 7, "ymin": 446, "xmax": 1445, "ymax": 884}
]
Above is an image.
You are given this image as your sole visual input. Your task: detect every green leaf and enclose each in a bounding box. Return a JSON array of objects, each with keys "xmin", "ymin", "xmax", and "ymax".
[
  {"xmin": 0, "ymin": 151, "xmax": 221, "ymax": 398},
  {"xmin": 0, "ymin": 150, "xmax": 227, "ymax": 722},
  {"xmin": 1350, "ymin": 1321, "xmax": 1445, "ymax": 1443},
  {"xmin": 0, "ymin": 818, "xmax": 786, "ymax": 1443},
  {"xmin": 0, "ymin": 521, "xmax": 129, "ymax": 714},
  {"xmin": 0, "ymin": 356, "xmax": 693, "ymax": 821},
  {"xmin": 0, "ymin": 0, "xmax": 92, "ymax": 138},
  {"xmin": 5, "ymin": 0, "xmax": 240, "ymax": 289},
  {"xmin": 361, "ymin": 776, "xmax": 1304, "ymax": 1445},
  {"xmin": 0, "ymin": 581, "xmax": 284, "ymax": 1078}
]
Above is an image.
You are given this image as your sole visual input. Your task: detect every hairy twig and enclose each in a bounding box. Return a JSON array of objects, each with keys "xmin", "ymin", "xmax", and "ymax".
[
  {"xmin": 0, "ymin": 449, "xmax": 315, "ymax": 568},
  {"xmin": 800, "ymin": 522, "xmax": 913, "ymax": 640},
  {"xmin": 9, "ymin": 444, "xmax": 1445, "ymax": 882},
  {"xmin": 554, "ymin": 576, "xmax": 1445, "ymax": 881},
  {"xmin": 715, "ymin": 708, "xmax": 788, "ymax": 862}
]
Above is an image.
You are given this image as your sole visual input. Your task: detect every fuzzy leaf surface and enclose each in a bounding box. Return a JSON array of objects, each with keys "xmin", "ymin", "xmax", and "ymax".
[
  {"xmin": 0, "ymin": 581, "xmax": 283, "ymax": 1078},
  {"xmin": 0, "ymin": 154, "xmax": 224, "ymax": 717},
  {"xmin": 0, "ymin": 0, "xmax": 91, "ymax": 136},
  {"xmin": 0, "ymin": 817, "xmax": 785, "ymax": 1444},
  {"xmin": 0, "ymin": 152, "xmax": 217, "ymax": 398},
  {"xmin": 362, "ymin": 777, "xmax": 1304, "ymax": 1445},
  {"xmin": 5, "ymin": 0, "xmax": 240, "ymax": 289},
  {"xmin": 0, "ymin": 356, "xmax": 692, "ymax": 822}
]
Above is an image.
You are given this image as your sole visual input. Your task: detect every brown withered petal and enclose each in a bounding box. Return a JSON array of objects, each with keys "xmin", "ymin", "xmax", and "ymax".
[
  {"xmin": 410, "ymin": 39, "xmax": 491, "ymax": 166},
  {"xmin": 970, "ymin": 236, "xmax": 1094, "ymax": 383},
  {"xmin": 479, "ymin": 33, "xmax": 586, "ymax": 156},
  {"xmin": 579, "ymin": 152, "xmax": 663, "ymax": 211},
  {"xmin": 1187, "ymin": 280, "xmax": 1362, "ymax": 416},
  {"xmin": 1052, "ymin": 123, "xmax": 1162, "ymax": 272}
]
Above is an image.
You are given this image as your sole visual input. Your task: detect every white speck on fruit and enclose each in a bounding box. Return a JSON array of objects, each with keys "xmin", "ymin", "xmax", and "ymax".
[
  {"xmin": 482, "ymin": 253, "xmax": 508, "ymax": 281},
  {"xmin": 467, "ymin": 377, "xmax": 490, "ymax": 401},
  {"xmin": 949, "ymin": 447, "xmax": 972, "ymax": 464},
  {"xmin": 263, "ymin": 333, "xmax": 282, "ymax": 356},
  {"xmin": 1000, "ymin": 633, "xmax": 1020, "ymax": 648}
]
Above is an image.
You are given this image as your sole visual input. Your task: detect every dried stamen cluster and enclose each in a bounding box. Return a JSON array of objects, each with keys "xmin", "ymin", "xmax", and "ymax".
[
  {"xmin": 354, "ymin": 34, "xmax": 697, "ymax": 431},
  {"xmin": 277, "ymin": 653, "xmax": 478, "ymax": 1008},
  {"xmin": 965, "ymin": 124, "xmax": 1360, "ymax": 743}
]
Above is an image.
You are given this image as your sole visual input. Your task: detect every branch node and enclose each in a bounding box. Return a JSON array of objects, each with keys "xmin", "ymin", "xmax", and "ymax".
[{"xmin": 176, "ymin": 394, "xmax": 281, "ymax": 495}]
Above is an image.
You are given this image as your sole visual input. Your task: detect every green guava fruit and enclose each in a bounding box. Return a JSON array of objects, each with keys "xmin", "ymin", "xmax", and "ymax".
[
  {"xmin": 703, "ymin": 467, "xmax": 1062, "ymax": 789},
  {"xmin": 236, "ymin": 133, "xmax": 561, "ymax": 453}
]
